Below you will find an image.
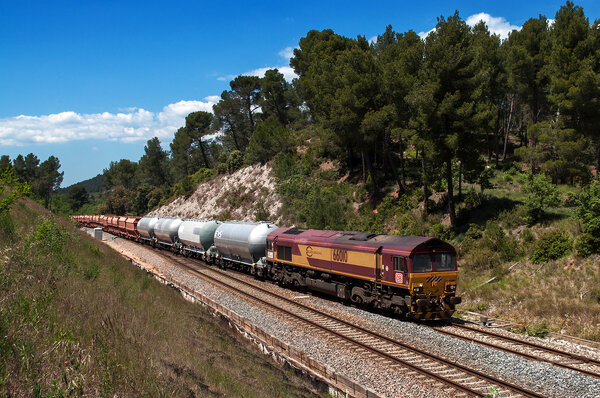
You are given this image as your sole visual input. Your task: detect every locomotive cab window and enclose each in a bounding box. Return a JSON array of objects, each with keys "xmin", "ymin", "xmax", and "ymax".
[
  {"xmin": 435, "ymin": 253, "xmax": 455, "ymax": 271},
  {"xmin": 411, "ymin": 254, "xmax": 432, "ymax": 272},
  {"xmin": 393, "ymin": 256, "xmax": 407, "ymax": 273},
  {"xmin": 277, "ymin": 245, "xmax": 292, "ymax": 261}
]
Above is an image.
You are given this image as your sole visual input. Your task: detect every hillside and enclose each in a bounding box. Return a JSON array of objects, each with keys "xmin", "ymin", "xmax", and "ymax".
[
  {"xmin": 0, "ymin": 196, "xmax": 321, "ymax": 396},
  {"xmin": 150, "ymin": 163, "xmax": 283, "ymax": 223}
]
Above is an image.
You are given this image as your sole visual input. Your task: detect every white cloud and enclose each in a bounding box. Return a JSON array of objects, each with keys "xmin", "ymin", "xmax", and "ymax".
[
  {"xmin": 278, "ymin": 46, "xmax": 295, "ymax": 60},
  {"xmin": 466, "ymin": 12, "xmax": 520, "ymax": 39},
  {"xmin": 0, "ymin": 99, "xmax": 218, "ymax": 147},
  {"xmin": 218, "ymin": 46, "xmax": 299, "ymax": 83},
  {"xmin": 243, "ymin": 65, "xmax": 297, "ymax": 81},
  {"xmin": 417, "ymin": 13, "xmax": 521, "ymax": 40},
  {"xmin": 418, "ymin": 27, "xmax": 436, "ymax": 39}
]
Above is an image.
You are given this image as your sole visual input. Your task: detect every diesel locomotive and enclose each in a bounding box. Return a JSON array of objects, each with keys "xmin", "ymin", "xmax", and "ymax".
[{"xmin": 72, "ymin": 215, "xmax": 461, "ymax": 320}]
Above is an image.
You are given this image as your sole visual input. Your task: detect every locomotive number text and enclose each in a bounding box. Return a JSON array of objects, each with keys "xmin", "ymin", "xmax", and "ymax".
[{"xmin": 332, "ymin": 249, "xmax": 348, "ymax": 263}]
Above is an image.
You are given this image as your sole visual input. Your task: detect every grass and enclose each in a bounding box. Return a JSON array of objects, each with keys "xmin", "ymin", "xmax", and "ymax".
[
  {"xmin": 458, "ymin": 257, "xmax": 600, "ymax": 340},
  {"xmin": 0, "ymin": 198, "xmax": 324, "ymax": 397}
]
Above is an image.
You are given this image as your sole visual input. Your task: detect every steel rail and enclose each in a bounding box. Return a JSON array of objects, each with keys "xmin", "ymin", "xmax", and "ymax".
[
  {"xmin": 157, "ymin": 249, "xmax": 544, "ymax": 398},
  {"xmin": 438, "ymin": 322, "xmax": 600, "ymax": 378}
]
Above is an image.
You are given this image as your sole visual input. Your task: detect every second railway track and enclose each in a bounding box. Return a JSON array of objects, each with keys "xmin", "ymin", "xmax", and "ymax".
[
  {"xmin": 435, "ymin": 322, "xmax": 600, "ymax": 379},
  {"xmin": 153, "ymin": 248, "xmax": 547, "ymax": 398}
]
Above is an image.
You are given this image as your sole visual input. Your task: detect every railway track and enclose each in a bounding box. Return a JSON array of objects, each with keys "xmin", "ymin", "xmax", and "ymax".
[
  {"xmin": 152, "ymin": 248, "xmax": 545, "ymax": 398},
  {"xmin": 435, "ymin": 322, "xmax": 600, "ymax": 379}
]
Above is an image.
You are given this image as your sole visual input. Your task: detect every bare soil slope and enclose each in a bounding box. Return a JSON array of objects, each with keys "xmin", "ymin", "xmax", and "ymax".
[{"xmin": 150, "ymin": 163, "xmax": 283, "ymax": 222}]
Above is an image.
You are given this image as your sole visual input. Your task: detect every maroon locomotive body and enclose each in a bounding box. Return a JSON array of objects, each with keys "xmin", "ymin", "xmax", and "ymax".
[{"xmin": 264, "ymin": 227, "xmax": 460, "ymax": 320}]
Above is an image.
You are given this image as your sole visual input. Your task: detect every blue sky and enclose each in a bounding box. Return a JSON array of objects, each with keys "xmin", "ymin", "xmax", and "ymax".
[{"xmin": 1, "ymin": 1, "xmax": 599, "ymax": 186}]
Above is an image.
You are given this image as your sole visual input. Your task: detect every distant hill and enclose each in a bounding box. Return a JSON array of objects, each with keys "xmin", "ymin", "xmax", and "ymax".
[{"xmin": 58, "ymin": 174, "xmax": 106, "ymax": 194}]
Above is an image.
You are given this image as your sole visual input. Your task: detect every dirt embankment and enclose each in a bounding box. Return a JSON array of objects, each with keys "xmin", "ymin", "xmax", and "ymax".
[{"xmin": 149, "ymin": 163, "xmax": 283, "ymax": 223}]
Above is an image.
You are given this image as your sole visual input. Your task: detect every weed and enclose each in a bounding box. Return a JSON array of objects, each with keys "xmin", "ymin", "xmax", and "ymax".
[{"xmin": 525, "ymin": 321, "xmax": 549, "ymax": 338}]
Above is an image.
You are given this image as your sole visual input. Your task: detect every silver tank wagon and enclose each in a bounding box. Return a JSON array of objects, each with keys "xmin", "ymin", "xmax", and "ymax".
[
  {"xmin": 138, "ymin": 216, "xmax": 159, "ymax": 241},
  {"xmin": 154, "ymin": 217, "xmax": 183, "ymax": 246},
  {"xmin": 214, "ymin": 221, "xmax": 278, "ymax": 265},
  {"xmin": 178, "ymin": 219, "xmax": 221, "ymax": 254}
]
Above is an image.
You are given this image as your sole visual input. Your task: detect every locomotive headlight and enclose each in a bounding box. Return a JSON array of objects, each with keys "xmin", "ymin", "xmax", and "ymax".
[
  {"xmin": 412, "ymin": 284, "xmax": 423, "ymax": 294},
  {"xmin": 445, "ymin": 283, "xmax": 456, "ymax": 292}
]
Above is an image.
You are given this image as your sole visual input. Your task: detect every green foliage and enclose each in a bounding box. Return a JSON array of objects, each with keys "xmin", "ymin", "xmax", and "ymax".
[
  {"xmin": 254, "ymin": 202, "xmax": 270, "ymax": 221},
  {"xmin": 573, "ymin": 233, "xmax": 600, "ymax": 258},
  {"xmin": 429, "ymin": 223, "xmax": 452, "ymax": 240},
  {"xmin": 103, "ymin": 159, "xmax": 138, "ymax": 189},
  {"xmin": 525, "ymin": 321, "xmax": 549, "ymax": 338},
  {"xmin": 531, "ymin": 230, "xmax": 573, "ymax": 264},
  {"xmin": 226, "ymin": 150, "xmax": 244, "ymax": 173},
  {"xmin": 29, "ymin": 219, "xmax": 68, "ymax": 254},
  {"xmin": 523, "ymin": 173, "xmax": 560, "ymax": 224},
  {"xmin": 0, "ymin": 168, "xmax": 30, "ymax": 215},
  {"xmin": 245, "ymin": 118, "xmax": 292, "ymax": 164},
  {"xmin": 575, "ymin": 182, "xmax": 600, "ymax": 236},
  {"xmin": 67, "ymin": 185, "xmax": 89, "ymax": 211},
  {"xmin": 191, "ymin": 168, "xmax": 217, "ymax": 185},
  {"xmin": 171, "ymin": 176, "xmax": 195, "ymax": 198}
]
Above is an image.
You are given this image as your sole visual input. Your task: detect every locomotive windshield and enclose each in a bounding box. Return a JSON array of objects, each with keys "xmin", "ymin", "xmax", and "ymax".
[
  {"xmin": 411, "ymin": 254, "xmax": 432, "ymax": 272},
  {"xmin": 435, "ymin": 253, "xmax": 456, "ymax": 271}
]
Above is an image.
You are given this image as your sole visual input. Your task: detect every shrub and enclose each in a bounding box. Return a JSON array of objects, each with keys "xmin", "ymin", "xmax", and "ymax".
[
  {"xmin": 575, "ymin": 182, "xmax": 600, "ymax": 236},
  {"xmin": 531, "ymin": 230, "xmax": 572, "ymax": 264},
  {"xmin": 573, "ymin": 233, "xmax": 600, "ymax": 258},
  {"xmin": 525, "ymin": 321, "xmax": 549, "ymax": 338},
  {"xmin": 520, "ymin": 228, "xmax": 535, "ymax": 244},
  {"xmin": 465, "ymin": 224, "xmax": 483, "ymax": 240},
  {"xmin": 523, "ymin": 173, "xmax": 560, "ymax": 225},
  {"xmin": 254, "ymin": 202, "xmax": 270, "ymax": 221},
  {"xmin": 429, "ymin": 223, "xmax": 452, "ymax": 240},
  {"xmin": 464, "ymin": 188, "xmax": 486, "ymax": 209},
  {"xmin": 226, "ymin": 150, "xmax": 244, "ymax": 174}
]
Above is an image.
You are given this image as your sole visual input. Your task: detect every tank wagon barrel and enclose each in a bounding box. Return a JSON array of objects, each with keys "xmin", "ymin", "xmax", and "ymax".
[
  {"xmin": 178, "ymin": 219, "xmax": 221, "ymax": 258},
  {"xmin": 137, "ymin": 216, "xmax": 159, "ymax": 245},
  {"xmin": 212, "ymin": 221, "xmax": 278, "ymax": 274},
  {"xmin": 153, "ymin": 217, "xmax": 183, "ymax": 249}
]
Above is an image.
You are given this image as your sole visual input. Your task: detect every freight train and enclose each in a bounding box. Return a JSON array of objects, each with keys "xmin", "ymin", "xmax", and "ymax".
[{"xmin": 72, "ymin": 215, "xmax": 461, "ymax": 320}]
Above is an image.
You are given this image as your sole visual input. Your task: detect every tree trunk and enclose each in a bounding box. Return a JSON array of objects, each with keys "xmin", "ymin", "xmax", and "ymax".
[
  {"xmin": 361, "ymin": 150, "xmax": 366, "ymax": 183},
  {"xmin": 421, "ymin": 152, "xmax": 429, "ymax": 216},
  {"xmin": 502, "ymin": 96, "xmax": 514, "ymax": 160},
  {"xmin": 365, "ymin": 151, "xmax": 377, "ymax": 199},
  {"xmin": 596, "ymin": 140, "xmax": 600, "ymax": 181},
  {"xmin": 446, "ymin": 159, "xmax": 456, "ymax": 227},
  {"xmin": 458, "ymin": 161, "xmax": 463, "ymax": 200},
  {"xmin": 199, "ymin": 140, "xmax": 210, "ymax": 168},
  {"xmin": 386, "ymin": 151, "xmax": 403, "ymax": 194},
  {"xmin": 399, "ymin": 139, "xmax": 408, "ymax": 190}
]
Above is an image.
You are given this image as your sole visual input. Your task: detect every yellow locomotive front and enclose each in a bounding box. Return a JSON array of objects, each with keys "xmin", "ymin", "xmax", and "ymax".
[{"xmin": 407, "ymin": 252, "xmax": 461, "ymax": 320}]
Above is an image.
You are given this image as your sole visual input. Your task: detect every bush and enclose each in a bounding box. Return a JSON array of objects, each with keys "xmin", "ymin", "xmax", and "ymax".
[
  {"xmin": 226, "ymin": 150, "xmax": 244, "ymax": 174},
  {"xmin": 531, "ymin": 230, "xmax": 572, "ymax": 264},
  {"xmin": 429, "ymin": 223, "xmax": 452, "ymax": 240},
  {"xmin": 525, "ymin": 321, "xmax": 549, "ymax": 338},
  {"xmin": 573, "ymin": 233, "xmax": 600, "ymax": 258},
  {"xmin": 523, "ymin": 173, "xmax": 560, "ymax": 225},
  {"xmin": 575, "ymin": 182, "xmax": 600, "ymax": 236}
]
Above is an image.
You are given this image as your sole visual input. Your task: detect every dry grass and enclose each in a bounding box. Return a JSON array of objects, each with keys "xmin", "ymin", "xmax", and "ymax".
[
  {"xmin": 458, "ymin": 257, "xmax": 600, "ymax": 340},
  {"xmin": 0, "ymin": 199, "xmax": 324, "ymax": 397}
]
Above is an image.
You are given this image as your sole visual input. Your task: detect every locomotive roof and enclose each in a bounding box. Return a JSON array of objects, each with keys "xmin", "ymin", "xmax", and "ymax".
[{"xmin": 268, "ymin": 227, "xmax": 455, "ymax": 255}]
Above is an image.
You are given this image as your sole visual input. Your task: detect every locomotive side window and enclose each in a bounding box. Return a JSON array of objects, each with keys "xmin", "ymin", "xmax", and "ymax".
[
  {"xmin": 411, "ymin": 254, "xmax": 432, "ymax": 272},
  {"xmin": 435, "ymin": 253, "xmax": 455, "ymax": 271},
  {"xmin": 277, "ymin": 245, "xmax": 292, "ymax": 261},
  {"xmin": 393, "ymin": 256, "xmax": 406, "ymax": 272},
  {"xmin": 267, "ymin": 240, "xmax": 273, "ymax": 251}
]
